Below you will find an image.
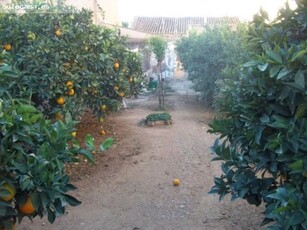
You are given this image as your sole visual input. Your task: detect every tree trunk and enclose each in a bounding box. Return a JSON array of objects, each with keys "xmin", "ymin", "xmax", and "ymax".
[
  {"xmin": 161, "ymin": 69, "xmax": 165, "ymax": 108},
  {"xmin": 157, "ymin": 62, "xmax": 162, "ymax": 108}
]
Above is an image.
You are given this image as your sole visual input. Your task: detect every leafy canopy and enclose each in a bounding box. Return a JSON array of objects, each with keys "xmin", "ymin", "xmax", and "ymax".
[
  {"xmin": 148, "ymin": 36, "xmax": 167, "ymax": 63},
  {"xmin": 208, "ymin": 1, "xmax": 307, "ymax": 229},
  {"xmin": 176, "ymin": 24, "xmax": 249, "ymax": 106}
]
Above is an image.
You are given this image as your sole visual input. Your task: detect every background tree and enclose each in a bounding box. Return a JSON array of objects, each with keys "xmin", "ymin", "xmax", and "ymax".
[
  {"xmin": 176, "ymin": 24, "xmax": 249, "ymax": 107},
  {"xmin": 148, "ymin": 36, "xmax": 167, "ymax": 108}
]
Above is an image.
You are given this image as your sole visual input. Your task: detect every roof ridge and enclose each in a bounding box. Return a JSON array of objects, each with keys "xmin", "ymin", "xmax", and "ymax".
[{"xmin": 131, "ymin": 16, "xmax": 239, "ymax": 35}]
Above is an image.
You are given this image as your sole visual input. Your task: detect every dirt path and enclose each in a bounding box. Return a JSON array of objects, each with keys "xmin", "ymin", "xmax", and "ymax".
[{"xmin": 20, "ymin": 87, "xmax": 265, "ymax": 230}]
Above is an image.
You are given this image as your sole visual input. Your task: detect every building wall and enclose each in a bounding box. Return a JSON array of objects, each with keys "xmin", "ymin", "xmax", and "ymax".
[
  {"xmin": 2, "ymin": 0, "xmax": 119, "ymax": 25},
  {"xmin": 65, "ymin": 0, "xmax": 100, "ymax": 23},
  {"xmin": 100, "ymin": 0, "xmax": 119, "ymax": 26},
  {"xmin": 65, "ymin": 0, "xmax": 119, "ymax": 25}
]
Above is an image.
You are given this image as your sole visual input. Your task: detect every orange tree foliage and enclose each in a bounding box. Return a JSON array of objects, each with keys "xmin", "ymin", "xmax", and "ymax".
[
  {"xmin": 209, "ymin": 2, "xmax": 307, "ymax": 229},
  {"xmin": 0, "ymin": 3, "xmax": 144, "ymax": 121},
  {"xmin": 0, "ymin": 1, "xmax": 143, "ymax": 228}
]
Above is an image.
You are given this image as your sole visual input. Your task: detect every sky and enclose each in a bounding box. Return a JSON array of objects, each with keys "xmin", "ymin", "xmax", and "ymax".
[{"xmin": 118, "ymin": 0, "xmax": 297, "ymax": 24}]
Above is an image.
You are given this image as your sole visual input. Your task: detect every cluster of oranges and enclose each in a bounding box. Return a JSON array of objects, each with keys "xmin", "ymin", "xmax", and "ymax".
[
  {"xmin": 55, "ymin": 80, "xmax": 75, "ymax": 106},
  {"xmin": 0, "ymin": 182, "xmax": 36, "ymax": 227},
  {"xmin": 2, "ymin": 27, "xmax": 61, "ymax": 55},
  {"xmin": 113, "ymin": 85, "xmax": 125, "ymax": 97},
  {"xmin": 65, "ymin": 80, "xmax": 75, "ymax": 96},
  {"xmin": 2, "ymin": 28, "xmax": 60, "ymax": 54}
]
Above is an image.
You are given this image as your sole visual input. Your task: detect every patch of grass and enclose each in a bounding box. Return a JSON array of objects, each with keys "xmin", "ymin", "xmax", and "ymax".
[{"xmin": 145, "ymin": 112, "xmax": 172, "ymax": 122}]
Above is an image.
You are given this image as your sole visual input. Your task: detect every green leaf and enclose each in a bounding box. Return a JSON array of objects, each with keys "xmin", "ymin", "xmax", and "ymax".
[
  {"xmin": 269, "ymin": 65, "xmax": 282, "ymax": 78},
  {"xmin": 0, "ymin": 200, "xmax": 13, "ymax": 208},
  {"xmin": 54, "ymin": 198, "xmax": 65, "ymax": 215},
  {"xmin": 295, "ymin": 102, "xmax": 307, "ymax": 118},
  {"xmin": 100, "ymin": 138, "xmax": 114, "ymax": 152},
  {"xmin": 243, "ymin": 61, "xmax": 261, "ymax": 67},
  {"xmin": 255, "ymin": 126, "xmax": 265, "ymax": 144},
  {"xmin": 40, "ymin": 192, "xmax": 49, "ymax": 209},
  {"xmin": 289, "ymin": 160, "xmax": 304, "ymax": 171},
  {"xmin": 47, "ymin": 208, "xmax": 56, "ymax": 224},
  {"xmin": 0, "ymin": 206, "xmax": 7, "ymax": 216},
  {"xmin": 78, "ymin": 149, "xmax": 95, "ymax": 164},
  {"xmin": 65, "ymin": 184, "xmax": 77, "ymax": 191},
  {"xmin": 246, "ymin": 194, "xmax": 262, "ymax": 206},
  {"xmin": 16, "ymin": 104, "xmax": 38, "ymax": 114},
  {"xmin": 291, "ymin": 49, "xmax": 307, "ymax": 62},
  {"xmin": 267, "ymin": 187, "xmax": 288, "ymax": 203},
  {"xmin": 267, "ymin": 115, "xmax": 288, "ymax": 129},
  {"xmin": 0, "ymin": 189, "xmax": 10, "ymax": 198},
  {"xmin": 63, "ymin": 194, "xmax": 81, "ymax": 206},
  {"xmin": 288, "ymin": 210, "xmax": 305, "ymax": 226},
  {"xmin": 85, "ymin": 134, "xmax": 95, "ymax": 150},
  {"xmin": 277, "ymin": 67, "xmax": 292, "ymax": 80},
  {"xmin": 257, "ymin": 63, "xmax": 268, "ymax": 71},
  {"xmin": 31, "ymin": 192, "xmax": 40, "ymax": 211},
  {"xmin": 29, "ymin": 114, "xmax": 43, "ymax": 123},
  {"xmin": 259, "ymin": 7, "xmax": 269, "ymax": 20},
  {"xmin": 266, "ymin": 50, "xmax": 283, "ymax": 64},
  {"xmin": 260, "ymin": 113, "xmax": 270, "ymax": 123},
  {"xmin": 283, "ymin": 82, "xmax": 304, "ymax": 92},
  {"xmin": 1, "ymin": 70, "xmax": 19, "ymax": 78},
  {"xmin": 294, "ymin": 70, "xmax": 305, "ymax": 87}
]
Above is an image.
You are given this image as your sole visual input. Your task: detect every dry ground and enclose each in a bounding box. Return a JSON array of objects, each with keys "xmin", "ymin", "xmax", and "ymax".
[{"xmin": 20, "ymin": 91, "xmax": 266, "ymax": 230}]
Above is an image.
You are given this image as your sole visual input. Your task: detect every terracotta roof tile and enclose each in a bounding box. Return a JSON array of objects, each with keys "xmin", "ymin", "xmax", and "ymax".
[
  {"xmin": 206, "ymin": 17, "xmax": 240, "ymax": 25},
  {"xmin": 132, "ymin": 16, "xmax": 205, "ymax": 34}
]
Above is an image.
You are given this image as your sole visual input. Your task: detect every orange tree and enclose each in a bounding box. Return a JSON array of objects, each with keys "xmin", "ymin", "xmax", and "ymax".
[
  {"xmin": 0, "ymin": 61, "xmax": 113, "ymax": 229},
  {"xmin": 176, "ymin": 24, "xmax": 249, "ymax": 106},
  {"xmin": 0, "ymin": 2, "xmax": 144, "ymax": 121},
  {"xmin": 0, "ymin": 1, "xmax": 144, "ymax": 228},
  {"xmin": 148, "ymin": 36, "xmax": 167, "ymax": 108},
  {"xmin": 209, "ymin": 2, "xmax": 307, "ymax": 229}
]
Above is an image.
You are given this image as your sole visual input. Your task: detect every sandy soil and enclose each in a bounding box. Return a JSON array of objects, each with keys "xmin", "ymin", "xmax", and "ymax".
[{"xmin": 19, "ymin": 89, "xmax": 266, "ymax": 230}]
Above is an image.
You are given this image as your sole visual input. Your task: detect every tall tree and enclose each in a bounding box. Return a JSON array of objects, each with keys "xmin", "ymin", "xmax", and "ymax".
[{"xmin": 148, "ymin": 36, "xmax": 167, "ymax": 108}]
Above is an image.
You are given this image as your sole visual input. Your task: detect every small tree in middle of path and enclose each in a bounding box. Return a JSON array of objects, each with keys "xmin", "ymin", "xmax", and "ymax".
[{"xmin": 148, "ymin": 36, "xmax": 167, "ymax": 108}]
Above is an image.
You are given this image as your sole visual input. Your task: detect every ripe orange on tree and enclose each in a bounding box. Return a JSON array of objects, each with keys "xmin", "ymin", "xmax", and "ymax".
[
  {"xmin": 55, "ymin": 29, "xmax": 62, "ymax": 37},
  {"xmin": 67, "ymin": 89, "xmax": 75, "ymax": 96},
  {"xmin": 113, "ymin": 62, "xmax": 119, "ymax": 70},
  {"xmin": 65, "ymin": 80, "xmax": 74, "ymax": 89},
  {"xmin": 19, "ymin": 196, "xmax": 35, "ymax": 215},
  {"xmin": 3, "ymin": 44, "xmax": 12, "ymax": 51},
  {"xmin": 0, "ymin": 183, "xmax": 16, "ymax": 201},
  {"xmin": 113, "ymin": 85, "xmax": 119, "ymax": 91},
  {"xmin": 56, "ymin": 96, "xmax": 65, "ymax": 105},
  {"xmin": 118, "ymin": 92, "xmax": 125, "ymax": 97},
  {"xmin": 71, "ymin": 131, "xmax": 77, "ymax": 137}
]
